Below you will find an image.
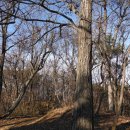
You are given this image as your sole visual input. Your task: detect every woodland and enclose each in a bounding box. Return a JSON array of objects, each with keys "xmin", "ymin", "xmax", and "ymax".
[{"xmin": 0, "ymin": 0, "xmax": 130, "ymax": 130}]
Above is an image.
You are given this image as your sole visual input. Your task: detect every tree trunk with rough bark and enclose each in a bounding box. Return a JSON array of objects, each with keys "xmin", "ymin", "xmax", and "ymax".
[
  {"xmin": 72, "ymin": 0, "xmax": 93, "ymax": 130},
  {"xmin": 0, "ymin": 25, "xmax": 7, "ymax": 97}
]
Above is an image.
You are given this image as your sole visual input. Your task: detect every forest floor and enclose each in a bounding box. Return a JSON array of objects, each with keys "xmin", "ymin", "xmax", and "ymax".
[{"xmin": 0, "ymin": 106, "xmax": 130, "ymax": 130}]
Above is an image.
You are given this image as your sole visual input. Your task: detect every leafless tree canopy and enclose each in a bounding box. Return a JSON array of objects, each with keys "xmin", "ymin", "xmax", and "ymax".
[{"xmin": 0, "ymin": 0, "xmax": 130, "ymax": 130}]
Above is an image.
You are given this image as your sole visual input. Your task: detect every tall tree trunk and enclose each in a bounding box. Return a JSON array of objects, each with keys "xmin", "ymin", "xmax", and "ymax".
[
  {"xmin": 118, "ymin": 59, "xmax": 126, "ymax": 114},
  {"xmin": 102, "ymin": 0, "xmax": 114, "ymax": 112},
  {"xmin": 72, "ymin": 0, "xmax": 93, "ymax": 130},
  {"xmin": 0, "ymin": 25, "xmax": 7, "ymax": 97},
  {"xmin": 112, "ymin": 56, "xmax": 127, "ymax": 130}
]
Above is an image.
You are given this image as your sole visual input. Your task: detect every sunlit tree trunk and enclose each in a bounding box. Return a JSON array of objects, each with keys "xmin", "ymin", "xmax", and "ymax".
[
  {"xmin": 112, "ymin": 56, "xmax": 127, "ymax": 130},
  {"xmin": 72, "ymin": 0, "xmax": 93, "ymax": 130},
  {"xmin": 108, "ymin": 84, "xmax": 114, "ymax": 111}
]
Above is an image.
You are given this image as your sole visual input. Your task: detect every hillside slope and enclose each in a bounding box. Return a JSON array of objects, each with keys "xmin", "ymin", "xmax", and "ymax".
[{"xmin": 0, "ymin": 106, "xmax": 130, "ymax": 130}]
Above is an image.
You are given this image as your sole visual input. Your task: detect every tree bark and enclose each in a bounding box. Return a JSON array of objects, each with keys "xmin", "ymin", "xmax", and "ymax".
[
  {"xmin": 108, "ymin": 84, "xmax": 114, "ymax": 111},
  {"xmin": 72, "ymin": 0, "xmax": 93, "ymax": 130},
  {"xmin": 0, "ymin": 25, "xmax": 7, "ymax": 97}
]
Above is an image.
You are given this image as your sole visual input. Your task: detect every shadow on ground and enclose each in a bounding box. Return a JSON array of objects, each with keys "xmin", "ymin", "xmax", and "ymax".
[
  {"xmin": 2, "ymin": 110, "xmax": 130, "ymax": 130},
  {"xmin": 10, "ymin": 110, "xmax": 72, "ymax": 130},
  {"xmin": 116, "ymin": 122, "xmax": 130, "ymax": 130}
]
